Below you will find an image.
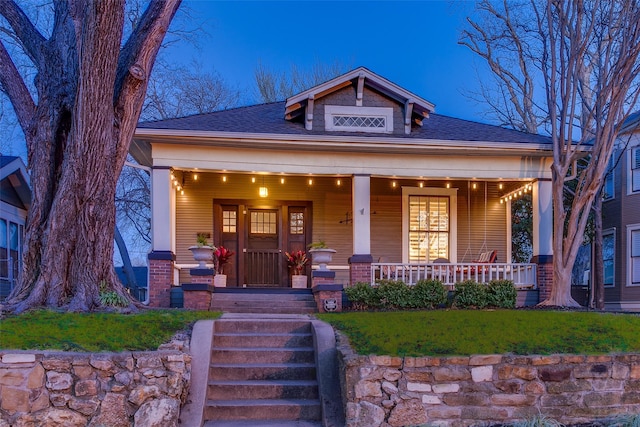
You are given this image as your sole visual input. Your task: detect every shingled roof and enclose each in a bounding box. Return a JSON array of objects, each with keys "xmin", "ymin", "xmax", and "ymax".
[{"xmin": 138, "ymin": 101, "xmax": 552, "ymax": 145}]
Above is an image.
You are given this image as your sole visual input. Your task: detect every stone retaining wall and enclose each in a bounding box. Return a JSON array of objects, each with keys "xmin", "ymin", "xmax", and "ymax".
[
  {"xmin": 338, "ymin": 334, "xmax": 640, "ymax": 427},
  {"xmin": 0, "ymin": 335, "xmax": 191, "ymax": 427}
]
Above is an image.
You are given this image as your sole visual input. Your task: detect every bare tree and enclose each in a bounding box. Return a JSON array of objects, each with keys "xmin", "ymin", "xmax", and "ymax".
[
  {"xmin": 254, "ymin": 60, "xmax": 350, "ymax": 103},
  {"xmin": 460, "ymin": 0, "xmax": 543, "ymax": 134},
  {"xmin": 462, "ymin": 0, "xmax": 640, "ymax": 307},
  {"xmin": 142, "ymin": 61, "xmax": 241, "ymax": 121},
  {"xmin": 0, "ymin": 0, "xmax": 181, "ymax": 313}
]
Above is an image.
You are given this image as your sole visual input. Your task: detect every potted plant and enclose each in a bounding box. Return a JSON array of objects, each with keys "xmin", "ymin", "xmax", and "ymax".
[
  {"xmin": 285, "ymin": 250, "xmax": 309, "ymax": 288},
  {"xmin": 188, "ymin": 233, "xmax": 215, "ymax": 268},
  {"xmin": 308, "ymin": 241, "xmax": 336, "ymax": 271},
  {"xmin": 214, "ymin": 246, "xmax": 235, "ymax": 287}
]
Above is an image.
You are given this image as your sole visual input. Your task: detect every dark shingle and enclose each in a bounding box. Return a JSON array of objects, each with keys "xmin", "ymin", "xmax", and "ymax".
[{"xmin": 138, "ymin": 102, "xmax": 552, "ymax": 145}]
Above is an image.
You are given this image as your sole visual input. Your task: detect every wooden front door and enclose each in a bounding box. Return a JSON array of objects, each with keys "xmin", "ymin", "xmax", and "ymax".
[
  {"xmin": 245, "ymin": 208, "xmax": 281, "ymax": 287},
  {"xmin": 213, "ymin": 200, "xmax": 311, "ymax": 287}
]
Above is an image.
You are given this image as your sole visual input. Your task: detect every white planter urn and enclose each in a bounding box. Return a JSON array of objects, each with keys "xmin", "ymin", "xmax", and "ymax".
[
  {"xmin": 188, "ymin": 246, "xmax": 214, "ymax": 268},
  {"xmin": 291, "ymin": 275, "xmax": 308, "ymax": 289},
  {"xmin": 309, "ymin": 248, "xmax": 336, "ymax": 271}
]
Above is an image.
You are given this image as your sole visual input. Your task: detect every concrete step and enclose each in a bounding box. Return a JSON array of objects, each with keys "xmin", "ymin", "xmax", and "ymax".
[
  {"xmin": 210, "ymin": 347, "xmax": 315, "ymax": 364},
  {"xmin": 213, "ymin": 320, "xmax": 312, "ymax": 334},
  {"xmin": 207, "ymin": 380, "xmax": 319, "ymax": 400},
  {"xmin": 211, "ymin": 305, "xmax": 318, "ymax": 314},
  {"xmin": 212, "ymin": 332, "xmax": 313, "ymax": 348},
  {"xmin": 204, "ymin": 399, "xmax": 322, "ymax": 421},
  {"xmin": 212, "ymin": 293, "xmax": 315, "ymax": 301},
  {"xmin": 204, "ymin": 420, "xmax": 323, "ymax": 427},
  {"xmin": 209, "ymin": 363, "xmax": 316, "ymax": 381}
]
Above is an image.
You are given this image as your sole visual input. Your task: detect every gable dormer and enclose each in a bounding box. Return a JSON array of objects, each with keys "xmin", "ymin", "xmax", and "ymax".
[{"xmin": 284, "ymin": 67, "xmax": 435, "ymax": 135}]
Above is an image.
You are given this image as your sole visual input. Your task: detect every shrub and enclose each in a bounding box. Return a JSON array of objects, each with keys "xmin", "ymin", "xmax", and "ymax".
[
  {"xmin": 453, "ymin": 280, "xmax": 487, "ymax": 309},
  {"xmin": 487, "ymin": 280, "xmax": 517, "ymax": 308},
  {"xmin": 377, "ymin": 280, "xmax": 412, "ymax": 309},
  {"xmin": 345, "ymin": 282, "xmax": 381, "ymax": 310},
  {"xmin": 412, "ymin": 279, "xmax": 448, "ymax": 309}
]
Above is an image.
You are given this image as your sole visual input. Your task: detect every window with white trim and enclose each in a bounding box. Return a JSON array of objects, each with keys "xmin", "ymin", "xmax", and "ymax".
[
  {"xmin": 603, "ymin": 156, "xmax": 615, "ymax": 200},
  {"xmin": 629, "ymin": 225, "xmax": 640, "ymax": 286},
  {"xmin": 324, "ymin": 105, "xmax": 393, "ymax": 133},
  {"xmin": 630, "ymin": 147, "xmax": 640, "ymax": 194},
  {"xmin": 603, "ymin": 229, "xmax": 615, "ymax": 287},
  {"xmin": 402, "ymin": 187, "xmax": 458, "ymax": 263}
]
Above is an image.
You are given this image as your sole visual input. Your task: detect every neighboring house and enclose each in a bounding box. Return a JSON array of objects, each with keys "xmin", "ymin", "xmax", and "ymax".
[
  {"xmin": 131, "ymin": 67, "xmax": 558, "ymax": 307},
  {"xmin": 596, "ymin": 111, "xmax": 640, "ymax": 310},
  {"xmin": 0, "ymin": 155, "xmax": 30, "ymax": 300}
]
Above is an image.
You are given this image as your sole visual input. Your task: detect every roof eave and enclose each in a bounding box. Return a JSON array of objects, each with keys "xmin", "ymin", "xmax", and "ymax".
[{"xmin": 134, "ymin": 128, "xmax": 557, "ymax": 158}]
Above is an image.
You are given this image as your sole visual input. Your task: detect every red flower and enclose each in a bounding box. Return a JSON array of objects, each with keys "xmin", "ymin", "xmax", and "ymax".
[
  {"xmin": 215, "ymin": 246, "xmax": 235, "ymax": 268},
  {"xmin": 285, "ymin": 250, "xmax": 309, "ymax": 275}
]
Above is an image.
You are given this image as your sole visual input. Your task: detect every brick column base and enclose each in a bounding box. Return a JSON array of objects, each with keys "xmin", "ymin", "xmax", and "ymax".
[
  {"xmin": 190, "ymin": 268, "xmax": 214, "ymax": 285},
  {"xmin": 349, "ymin": 254, "xmax": 373, "ymax": 286},
  {"xmin": 182, "ymin": 283, "xmax": 214, "ymax": 310},
  {"xmin": 148, "ymin": 251, "xmax": 175, "ymax": 308},
  {"xmin": 312, "ymin": 287, "xmax": 343, "ymax": 313},
  {"xmin": 531, "ymin": 255, "xmax": 553, "ymax": 303}
]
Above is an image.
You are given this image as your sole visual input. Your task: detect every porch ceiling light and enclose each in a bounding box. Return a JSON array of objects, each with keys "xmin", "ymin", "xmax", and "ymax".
[
  {"xmin": 222, "ymin": 175, "xmax": 227, "ymax": 182},
  {"xmin": 336, "ymin": 178, "xmax": 341, "ymax": 186},
  {"xmin": 308, "ymin": 178, "xmax": 313, "ymax": 185},
  {"xmin": 280, "ymin": 177, "xmax": 285, "ymax": 184},
  {"xmin": 259, "ymin": 186, "xmax": 268, "ymax": 197},
  {"xmin": 392, "ymin": 181, "xmax": 397, "ymax": 188},
  {"xmin": 252, "ymin": 177, "xmax": 256, "ymax": 183}
]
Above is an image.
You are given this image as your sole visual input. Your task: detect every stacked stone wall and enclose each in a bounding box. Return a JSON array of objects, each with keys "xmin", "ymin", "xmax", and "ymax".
[
  {"xmin": 338, "ymin": 335, "xmax": 640, "ymax": 427},
  {"xmin": 0, "ymin": 337, "xmax": 190, "ymax": 427}
]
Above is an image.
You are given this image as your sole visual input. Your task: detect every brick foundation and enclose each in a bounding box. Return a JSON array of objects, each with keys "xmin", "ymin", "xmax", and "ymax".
[
  {"xmin": 148, "ymin": 251, "xmax": 175, "ymax": 308},
  {"xmin": 349, "ymin": 254, "xmax": 373, "ymax": 285},
  {"xmin": 532, "ymin": 255, "xmax": 553, "ymax": 303}
]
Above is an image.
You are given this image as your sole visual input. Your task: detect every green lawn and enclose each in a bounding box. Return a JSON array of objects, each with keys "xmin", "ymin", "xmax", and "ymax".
[
  {"xmin": 317, "ymin": 310, "xmax": 640, "ymax": 357},
  {"xmin": 0, "ymin": 309, "xmax": 221, "ymax": 352}
]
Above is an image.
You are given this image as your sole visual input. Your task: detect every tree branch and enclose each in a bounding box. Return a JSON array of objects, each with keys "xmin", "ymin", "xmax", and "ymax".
[
  {"xmin": 0, "ymin": 0, "xmax": 46, "ymax": 68},
  {"xmin": 0, "ymin": 39, "xmax": 34, "ymax": 131},
  {"xmin": 113, "ymin": 0, "xmax": 181, "ymax": 162}
]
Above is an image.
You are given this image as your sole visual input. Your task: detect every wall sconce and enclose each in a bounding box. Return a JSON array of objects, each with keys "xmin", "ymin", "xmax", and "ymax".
[{"xmin": 308, "ymin": 178, "xmax": 313, "ymax": 185}]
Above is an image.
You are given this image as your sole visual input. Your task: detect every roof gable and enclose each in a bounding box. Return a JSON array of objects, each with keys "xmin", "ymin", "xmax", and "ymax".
[
  {"xmin": 0, "ymin": 156, "xmax": 31, "ymax": 210},
  {"xmin": 284, "ymin": 67, "xmax": 435, "ymax": 134}
]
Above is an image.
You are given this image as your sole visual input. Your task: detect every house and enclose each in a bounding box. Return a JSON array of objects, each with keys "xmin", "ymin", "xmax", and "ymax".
[
  {"xmin": 593, "ymin": 111, "xmax": 640, "ymax": 310},
  {"xmin": 131, "ymin": 67, "xmax": 556, "ymax": 308},
  {"xmin": 0, "ymin": 155, "xmax": 30, "ymax": 300}
]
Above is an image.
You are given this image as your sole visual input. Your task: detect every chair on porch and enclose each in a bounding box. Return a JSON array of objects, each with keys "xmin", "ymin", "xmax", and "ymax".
[{"xmin": 469, "ymin": 250, "xmax": 498, "ymax": 275}]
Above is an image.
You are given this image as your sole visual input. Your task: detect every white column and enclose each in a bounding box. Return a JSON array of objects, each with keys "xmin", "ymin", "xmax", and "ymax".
[
  {"xmin": 352, "ymin": 174, "xmax": 371, "ymax": 254},
  {"xmin": 151, "ymin": 167, "xmax": 176, "ymax": 253},
  {"xmin": 532, "ymin": 180, "xmax": 553, "ymax": 257}
]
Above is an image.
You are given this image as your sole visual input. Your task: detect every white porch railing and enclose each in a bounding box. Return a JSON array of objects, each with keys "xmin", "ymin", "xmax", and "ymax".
[{"xmin": 371, "ymin": 262, "xmax": 537, "ymax": 289}]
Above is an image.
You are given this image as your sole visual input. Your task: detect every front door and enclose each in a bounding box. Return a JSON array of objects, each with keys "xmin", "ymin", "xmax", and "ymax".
[
  {"xmin": 213, "ymin": 201, "xmax": 311, "ymax": 287},
  {"xmin": 245, "ymin": 208, "xmax": 281, "ymax": 287}
]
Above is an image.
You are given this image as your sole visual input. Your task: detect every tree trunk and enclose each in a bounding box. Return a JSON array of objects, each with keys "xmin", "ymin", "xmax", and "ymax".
[
  {"xmin": 593, "ymin": 198, "xmax": 605, "ymax": 310},
  {"xmin": 1, "ymin": 0, "xmax": 181, "ymax": 313}
]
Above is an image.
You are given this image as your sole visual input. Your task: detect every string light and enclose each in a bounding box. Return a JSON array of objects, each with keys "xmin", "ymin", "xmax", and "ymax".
[{"xmin": 500, "ymin": 182, "xmax": 534, "ymax": 204}]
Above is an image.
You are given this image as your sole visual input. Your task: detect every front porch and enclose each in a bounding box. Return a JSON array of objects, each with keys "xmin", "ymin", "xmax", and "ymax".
[{"xmin": 146, "ymin": 172, "xmax": 554, "ymax": 308}]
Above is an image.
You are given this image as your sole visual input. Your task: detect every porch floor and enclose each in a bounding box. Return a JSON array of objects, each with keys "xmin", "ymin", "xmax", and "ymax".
[{"xmin": 211, "ymin": 288, "xmax": 318, "ymax": 314}]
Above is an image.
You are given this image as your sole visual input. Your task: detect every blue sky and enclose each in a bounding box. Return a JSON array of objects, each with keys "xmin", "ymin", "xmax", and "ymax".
[
  {"xmin": 3, "ymin": 1, "xmax": 490, "ymax": 159},
  {"xmin": 169, "ymin": 0, "xmax": 488, "ymax": 121}
]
